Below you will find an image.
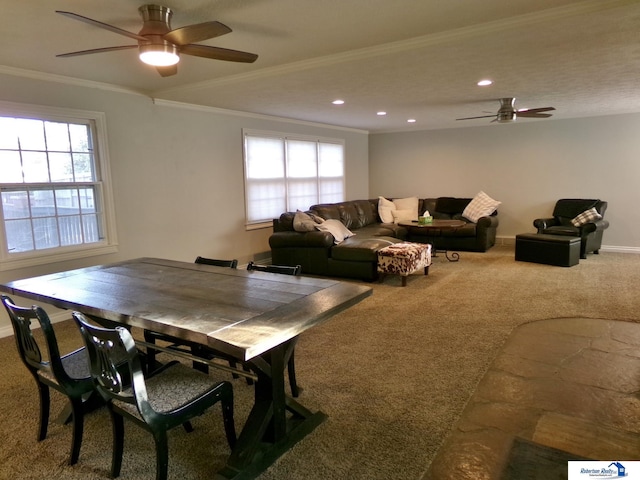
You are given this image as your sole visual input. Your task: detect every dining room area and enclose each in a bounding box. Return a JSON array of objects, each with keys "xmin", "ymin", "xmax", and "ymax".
[{"xmin": 0, "ymin": 257, "xmax": 372, "ymax": 480}]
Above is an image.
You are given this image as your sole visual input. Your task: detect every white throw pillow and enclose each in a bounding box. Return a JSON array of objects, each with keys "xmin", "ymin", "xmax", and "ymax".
[
  {"xmin": 462, "ymin": 191, "xmax": 501, "ymax": 223},
  {"xmin": 391, "ymin": 209, "xmax": 416, "ymax": 224},
  {"xmin": 378, "ymin": 196, "xmax": 395, "ymax": 223},
  {"xmin": 379, "ymin": 196, "xmax": 419, "ymax": 223},
  {"xmin": 315, "ymin": 219, "xmax": 355, "ymax": 243},
  {"xmin": 393, "ymin": 196, "xmax": 419, "ymax": 219}
]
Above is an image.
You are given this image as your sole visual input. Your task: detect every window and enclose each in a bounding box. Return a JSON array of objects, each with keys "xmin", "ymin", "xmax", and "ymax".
[
  {"xmin": 0, "ymin": 102, "xmax": 118, "ymax": 270},
  {"xmin": 243, "ymin": 130, "xmax": 345, "ymax": 227}
]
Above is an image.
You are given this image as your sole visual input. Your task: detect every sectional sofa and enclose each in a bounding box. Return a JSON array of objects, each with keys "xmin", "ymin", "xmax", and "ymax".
[{"xmin": 269, "ymin": 196, "xmax": 499, "ymax": 281}]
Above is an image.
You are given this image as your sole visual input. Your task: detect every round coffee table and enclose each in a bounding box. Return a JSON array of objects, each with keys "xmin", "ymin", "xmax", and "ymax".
[{"xmin": 398, "ymin": 219, "xmax": 466, "ymax": 261}]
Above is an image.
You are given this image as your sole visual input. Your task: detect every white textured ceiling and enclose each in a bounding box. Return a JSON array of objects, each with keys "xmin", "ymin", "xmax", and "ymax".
[{"xmin": 1, "ymin": 0, "xmax": 639, "ymax": 132}]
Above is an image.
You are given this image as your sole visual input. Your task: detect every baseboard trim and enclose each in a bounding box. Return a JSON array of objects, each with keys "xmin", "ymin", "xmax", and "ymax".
[
  {"xmin": 496, "ymin": 236, "xmax": 640, "ymax": 254},
  {"xmin": 599, "ymin": 245, "xmax": 640, "ymax": 254},
  {"xmin": 496, "ymin": 236, "xmax": 516, "ymax": 246},
  {"xmin": 0, "ymin": 310, "xmax": 71, "ymax": 339}
]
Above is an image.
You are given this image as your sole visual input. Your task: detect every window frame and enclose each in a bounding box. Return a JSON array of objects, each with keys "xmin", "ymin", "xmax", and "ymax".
[
  {"xmin": 0, "ymin": 101, "xmax": 118, "ymax": 271},
  {"xmin": 242, "ymin": 129, "xmax": 346, "ymax": 229}
]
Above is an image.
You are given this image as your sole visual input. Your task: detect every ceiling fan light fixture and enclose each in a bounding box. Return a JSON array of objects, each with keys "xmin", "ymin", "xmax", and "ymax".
[
  {"xmin": 496, "ymin": 112, "xmax": 516, "ymax": 123},
  {"xmin": 139, "ymin": 44, "xmax": 179, "ymax": 66}
]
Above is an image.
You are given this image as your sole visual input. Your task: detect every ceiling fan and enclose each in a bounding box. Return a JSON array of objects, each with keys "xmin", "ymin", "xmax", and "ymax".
[
  {"xmin": 55, "ymin": 4, "xmax": 258, "ymax": 77},
  {"xmin": 456, "ymin": 98, "xmax": 555, "ymax": 123}
]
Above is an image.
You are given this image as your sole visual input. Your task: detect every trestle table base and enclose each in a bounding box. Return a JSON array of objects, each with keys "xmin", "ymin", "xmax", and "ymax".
[{"xmin": 215, "ymin": 339, "xmax": 326, "ymax": 480}]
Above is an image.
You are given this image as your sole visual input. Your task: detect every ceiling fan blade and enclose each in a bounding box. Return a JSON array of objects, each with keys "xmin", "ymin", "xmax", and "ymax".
[
  {"xmin": 164, "ymin": 21, "xmax": 232, "ymax": 46},
  {"xmin": 517, "ymin": 112, "xmax": 553, "ymax": 118},
  {"xmin": 518, "ymin": 107, "xmax": 555, "ymax": 114},
  {"xmin": 181, "ymin": 44, "xmax": 258, "ymax": 63},
  {"xmin": 156, "ymin": 65, "xmax": 178, "ymax": 77},
  {"xmin": 56, "ymin": 45, "xmax": 138, "ymax": 58},
  {"xmin": 56, "ymin": 11, "xmax": 147, "ymax": 42},
  {"xmin": 456, "ymin": 114, "xmax": 496, "ymax": 121}
]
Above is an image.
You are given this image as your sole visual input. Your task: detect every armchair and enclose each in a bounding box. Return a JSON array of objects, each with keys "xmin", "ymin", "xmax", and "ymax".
[{"xmin": 533, "ymin": 199, "xmax": 609, "ymax": 259}]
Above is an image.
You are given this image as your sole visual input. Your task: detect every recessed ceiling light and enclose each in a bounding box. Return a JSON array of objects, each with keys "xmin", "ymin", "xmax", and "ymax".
[
  {"xmin": 407, "ymin": 119, "xmax": 416, "ymax": 123},
  {"xmin": 477, "ymin": 79, "xmax": 493, "ymax": 86},
  {"xmin": 377, "ymin": 111, "xmax": 387, "ymax": 116},
  {"xmin": 332, "ymin": 99, "xmax": 345, "ymax": 105}
]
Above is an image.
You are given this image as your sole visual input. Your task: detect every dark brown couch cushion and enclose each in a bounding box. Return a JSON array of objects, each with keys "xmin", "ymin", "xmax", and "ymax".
[
  {"xmin": 436, "ymin": 197, "xmax": 472, "ymax": 214},
  {"xmin": 331, "ymin": 236, "xmax": 400, "ymax": 262}
]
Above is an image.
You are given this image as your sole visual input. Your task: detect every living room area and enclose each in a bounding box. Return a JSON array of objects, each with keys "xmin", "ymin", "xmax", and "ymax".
[
  {"xmin": 0, "ymin": 1, "xmax": 639, "ymax": 479},
  {"xmin": 1, "ymin": 73, "xmax": 639, "ymax": 480}
]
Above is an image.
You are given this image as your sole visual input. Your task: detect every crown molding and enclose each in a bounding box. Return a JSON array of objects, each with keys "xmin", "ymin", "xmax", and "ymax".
[
  {"xmin": 0, "ymin": 65, "xmax": 148, "ymax": 97},
  {"xmin": 152, "ymin": 98, "xmax": 369, "ymax": 134}
]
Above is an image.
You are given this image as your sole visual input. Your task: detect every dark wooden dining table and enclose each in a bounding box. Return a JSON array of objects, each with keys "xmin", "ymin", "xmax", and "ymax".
[{"xmin": 0, "ymin": 257, "xmax": 373, "ymax": 479}]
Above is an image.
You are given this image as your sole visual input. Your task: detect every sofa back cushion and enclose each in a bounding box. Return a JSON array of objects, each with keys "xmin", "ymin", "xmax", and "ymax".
[
  {"xmin": 310, "ymin": 203, "xmax": 341, "ymax": 222},
  {"xmin": 311, "ymin": 200, "xmax": 378, "ymax": 230},
  {"xmin": 353, "ymin": 200, "xmax": 379, "ymax": 227},
  {"xmin": 436, "ymin": 197, "xmax": 472, "ymax": 214},
  {"xmin": 418, "ymin": 198, "xmax": 438, "ymax": 216},
  {"xmin": 275, "ymin": 211, "xmax": 296, "ymax": 231}
]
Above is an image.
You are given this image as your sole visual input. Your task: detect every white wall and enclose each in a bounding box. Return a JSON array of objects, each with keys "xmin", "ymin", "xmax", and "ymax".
[
  {"xmin": 369, "ymin": 114, "xmax": 640, "ymax": 249},
  {"xmin": 0, "ymin": 73, "xmax": 369, "ymax": 335}
]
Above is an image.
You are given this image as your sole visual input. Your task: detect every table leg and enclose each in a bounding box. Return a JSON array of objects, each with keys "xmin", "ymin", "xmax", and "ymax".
[
  {"xmin": 444, "ymin": 250, "xmax": 460, "ymax": 262},
  {"xmin": 215, "ymin": 339, "xmax": 327, "ymax": 480}
]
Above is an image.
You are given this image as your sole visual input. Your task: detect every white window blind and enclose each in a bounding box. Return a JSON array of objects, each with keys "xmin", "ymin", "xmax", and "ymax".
[{"xmin": 243, "ymin": 131, "xmax": 345, "ymax": 226}]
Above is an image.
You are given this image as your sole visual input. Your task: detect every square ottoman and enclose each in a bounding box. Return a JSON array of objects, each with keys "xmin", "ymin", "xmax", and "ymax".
[
  {"xmin": 377, "ymin": 242, "xmax": 432, "ymax": 286},
  {"xmin": 515, "ymin": 233, "xmax": 580, "ymax": 267}
]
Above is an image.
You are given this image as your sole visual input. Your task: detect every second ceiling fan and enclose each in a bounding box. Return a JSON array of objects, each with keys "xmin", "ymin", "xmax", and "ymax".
[
  {"xmin": 56, "ymin": 4, "xmax": 258, "ymax": 77},
  {"xmin": 457, "ymin": 98, "xmax": 555, "ymax": 123}
]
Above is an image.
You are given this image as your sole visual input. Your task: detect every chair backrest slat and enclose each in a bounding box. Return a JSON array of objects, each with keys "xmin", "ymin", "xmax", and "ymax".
[
  {"xmin": 73, "ymin": 313, "xmax": 140, "ymax": 406},
  {"xmin": 246, "ymin": 261, "xmax": 301, "ymax": 276},
  {"xmin": 1, "ymin": 295, "xmax": 70, "ymax": 380},
  {"xmin": 195, "ymin": 256, "xmax": 238, "ymax": 268}
]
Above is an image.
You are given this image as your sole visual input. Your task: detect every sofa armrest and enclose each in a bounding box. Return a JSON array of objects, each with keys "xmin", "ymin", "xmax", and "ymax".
[
  {"xmin": 533, "ymin": 217, "xmax": 557, "ymax": 232},
  {"xmin": 476, "ymin": 215, "xmax": 499, "ymax": 229},
  {"xmin": 269, "ymin": 231, "xmax": 334, "ymax": 249},
  {"xmin": 580, "ymin": 219, "xmax": 610, "ymax": 235}
]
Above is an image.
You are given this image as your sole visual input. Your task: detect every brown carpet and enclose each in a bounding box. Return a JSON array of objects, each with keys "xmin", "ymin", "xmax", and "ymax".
[{"xmin": 1, "ymin": 246, "xmax": 639, "ymax": 480}]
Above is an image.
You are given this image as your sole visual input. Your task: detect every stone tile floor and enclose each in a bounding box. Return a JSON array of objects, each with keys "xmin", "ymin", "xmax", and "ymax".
[{"xmin": 424, "ymin": 318, "xmax": 640, "ymax": 479}]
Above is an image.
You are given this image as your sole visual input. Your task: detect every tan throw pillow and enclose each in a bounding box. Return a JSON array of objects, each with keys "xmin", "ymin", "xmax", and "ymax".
[
  {"xmin": 293, "ymin": 210, "xmax": 323, "ymax": 232},
  {"xmin": 462, "ymin": 191, "xmax": 501, "ymax": 223}
]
